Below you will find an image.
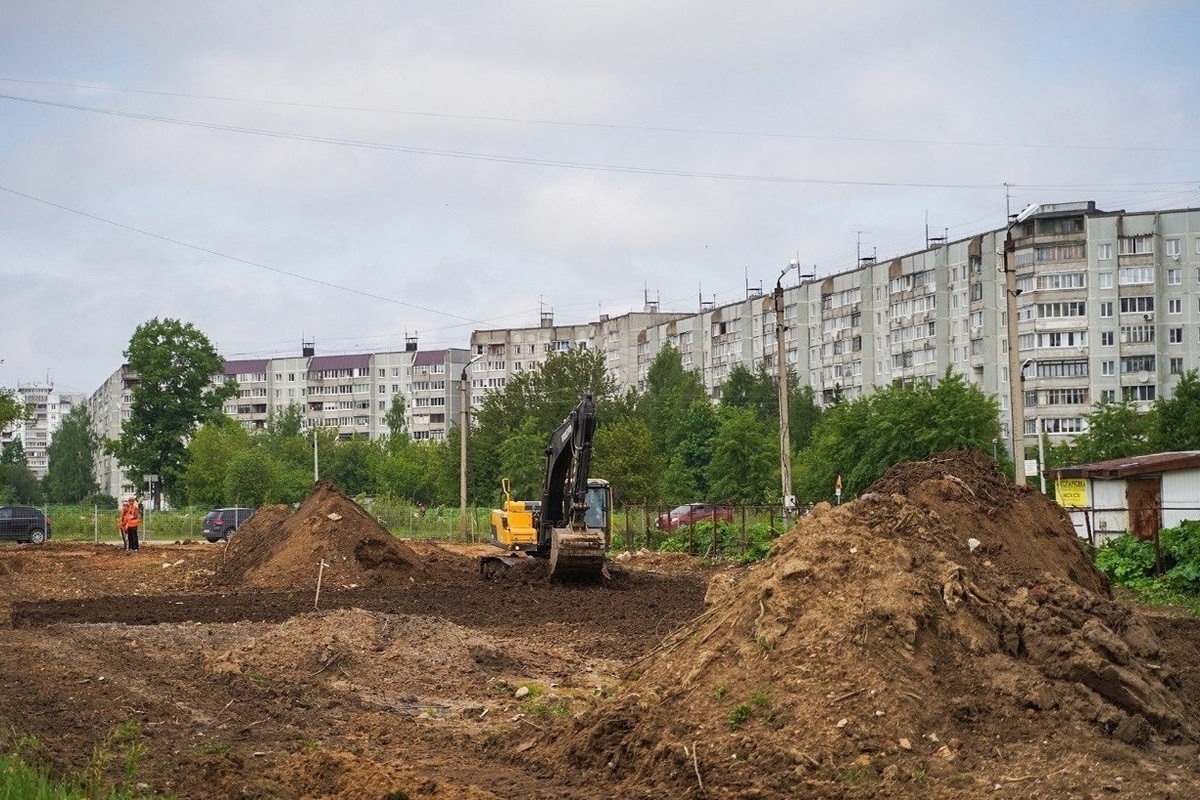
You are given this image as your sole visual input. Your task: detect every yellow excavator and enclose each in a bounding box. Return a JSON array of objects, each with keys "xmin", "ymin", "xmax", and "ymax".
[{"xmin": 484, "ymin": 394, "xmax": 612, "ymax": 581}]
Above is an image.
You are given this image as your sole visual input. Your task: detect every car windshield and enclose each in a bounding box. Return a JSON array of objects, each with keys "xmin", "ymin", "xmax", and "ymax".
[{"xmin": 670, "ymin": 505, "xmax": 694, "ymax": 516}]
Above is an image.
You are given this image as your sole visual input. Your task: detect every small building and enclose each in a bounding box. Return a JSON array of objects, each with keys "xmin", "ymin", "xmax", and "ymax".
[{"xmin": 1047, "ymin": 451, "xmax": 1200, "ymax": 545}]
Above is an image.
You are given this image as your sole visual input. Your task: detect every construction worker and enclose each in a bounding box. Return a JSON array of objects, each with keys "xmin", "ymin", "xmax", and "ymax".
[{"xmin": 119, "ymin": 495, "xmax": 142, "ymax": 552}]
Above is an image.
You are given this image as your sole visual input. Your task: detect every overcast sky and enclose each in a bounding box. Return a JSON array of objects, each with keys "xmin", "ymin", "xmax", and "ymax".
[{"xmin": 3, "ymin": 1, "xmax": 1199, "ymax": 396}]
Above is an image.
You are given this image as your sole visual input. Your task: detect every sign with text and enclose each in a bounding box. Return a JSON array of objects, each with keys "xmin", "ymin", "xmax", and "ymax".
[{"xmin": 1055, "ymin": 478, "xmax": 1088, "ymax": 509}]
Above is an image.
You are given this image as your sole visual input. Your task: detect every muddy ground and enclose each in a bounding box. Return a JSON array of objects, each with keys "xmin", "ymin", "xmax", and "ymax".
[{"xmin": 3, "ymin": 461, "xmax": 1200, "ymax": 799}]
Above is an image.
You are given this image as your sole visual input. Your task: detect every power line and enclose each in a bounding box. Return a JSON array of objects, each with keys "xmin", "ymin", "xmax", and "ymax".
[
  {"xmin": 0, "ymin": 183, "xmax": 482, "ymax": 324},
  {"xmin": 5, "ymin": 76, "xmax": 1200, "ymax": 155},
  {"xmin": 8, "ymin": 93, "xmax": 1194, "ymax": 191}
]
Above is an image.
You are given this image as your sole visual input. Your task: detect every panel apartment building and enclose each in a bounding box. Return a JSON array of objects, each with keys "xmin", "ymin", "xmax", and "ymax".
[
  {"xmin": 88, "ymin": 339, "xmax": 472, "ymax": 497},
  {"xmin": 473, "ymin": 202, "xmax": 1200, "ymax": 468},
  {"xmin": 0, "ymin": 381, "xmax": 86, "ymax": 480}
]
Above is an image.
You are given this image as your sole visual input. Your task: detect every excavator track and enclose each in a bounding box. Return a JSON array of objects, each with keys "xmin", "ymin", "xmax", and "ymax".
[{"xmin": 548, "ymin": 527, "xmax": 607, "ymax": 581}]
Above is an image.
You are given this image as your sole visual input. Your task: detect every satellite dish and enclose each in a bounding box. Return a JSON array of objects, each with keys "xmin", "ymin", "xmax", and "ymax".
[{"xmin": 1138, "ymin": 371, "xmax": 1150, "ymax": 383}]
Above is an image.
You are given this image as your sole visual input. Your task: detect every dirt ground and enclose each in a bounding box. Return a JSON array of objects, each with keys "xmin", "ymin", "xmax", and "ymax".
[{"xmin": 3, "ymin": 462, "xmax": 1200, "ymax": 799}]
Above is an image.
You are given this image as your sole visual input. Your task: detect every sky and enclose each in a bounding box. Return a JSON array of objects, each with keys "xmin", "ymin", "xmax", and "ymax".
[{"xmin": 3, "ymin": 1, "xmax": 1200, "ymax": 397}]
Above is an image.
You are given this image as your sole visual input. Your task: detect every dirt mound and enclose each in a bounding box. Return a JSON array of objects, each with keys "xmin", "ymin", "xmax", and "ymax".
[
  {"xmin": 545, "ymin": 450, "xmax": 1200, "ymax": 798},
  {"xmin": 212, "ymin": 480, "xmax": 422, "ymax": 591}
]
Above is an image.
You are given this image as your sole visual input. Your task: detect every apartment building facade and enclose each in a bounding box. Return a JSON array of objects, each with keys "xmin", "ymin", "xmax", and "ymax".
[
  {"xmin": 475, "ymin": 202, "xmax": 1199, "ymax": 469},
  {"xmin": 0, "ymin": 381, "xmax": 86, "ymax": 480}
]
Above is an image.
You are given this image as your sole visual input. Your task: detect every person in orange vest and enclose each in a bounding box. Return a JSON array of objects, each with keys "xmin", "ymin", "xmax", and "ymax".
[{"xmin": 119, "ymin": 495, "xmax": 142, "ymax": 552}]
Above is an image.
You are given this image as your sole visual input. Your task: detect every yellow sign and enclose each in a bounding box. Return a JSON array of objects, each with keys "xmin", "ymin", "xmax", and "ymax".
[{"xmin": 1055, "ymin": 478, "xmax": 1088, "ymax": 509}]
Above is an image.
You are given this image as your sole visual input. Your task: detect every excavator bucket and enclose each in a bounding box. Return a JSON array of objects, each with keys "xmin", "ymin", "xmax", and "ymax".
[{"xmin": 548, "ymin": 527, "xmax": 607, "ymax": 581}]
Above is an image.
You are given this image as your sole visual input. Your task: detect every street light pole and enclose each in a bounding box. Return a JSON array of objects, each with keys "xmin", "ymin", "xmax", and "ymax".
[
  {"xmin": 776, "ymin": 260, "xmax": 799, "ymax": 511},
  {"xmin": 1005, "ymin": 204, "xmax": 1041, "ymax": 487},
  {"xmin": 459, "ymin": 354, "xmax": 484, "ymax": 539}
]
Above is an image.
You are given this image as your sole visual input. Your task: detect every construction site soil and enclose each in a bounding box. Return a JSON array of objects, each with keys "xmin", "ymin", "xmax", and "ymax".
[{"xmin": 3, "ymin": 459, "xmax": 1200, "ymax": 799}]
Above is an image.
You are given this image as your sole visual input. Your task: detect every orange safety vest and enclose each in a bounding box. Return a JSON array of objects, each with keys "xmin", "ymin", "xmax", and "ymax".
[{"xmin": 121, "ymin": 501, "xmax": 142, "ymax": 531}]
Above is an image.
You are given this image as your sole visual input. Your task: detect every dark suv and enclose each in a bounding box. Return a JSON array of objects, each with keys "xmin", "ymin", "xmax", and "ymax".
[
  {"xmin": 201, "ymin": 507, "xmax": 257, "ymax": 542},
  {"xmin": 0, "ymin": 506, "xmax": 52, "ymax": 544}
]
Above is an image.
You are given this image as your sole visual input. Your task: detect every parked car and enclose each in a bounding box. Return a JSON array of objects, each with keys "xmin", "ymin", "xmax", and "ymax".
[
  {"xmin": 654, "ymin": 503, "xmax": 734, "ymax": 532},
  {"xmin": 201, "ymin": 507, "xmax": 258, "ymax": 542},
  {"xmin": 0, "ymin": 505, "xmax": 52, "ymax": 544}
]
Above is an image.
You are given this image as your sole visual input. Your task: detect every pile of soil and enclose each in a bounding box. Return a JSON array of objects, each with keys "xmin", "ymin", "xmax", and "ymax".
[
  {"xmin": 212, "ymin": 480, "xmax": 423, "ymax": 591},
  {"xmin": 545, "ymin": 450, "xmax": 1200, "ymax": 797}
]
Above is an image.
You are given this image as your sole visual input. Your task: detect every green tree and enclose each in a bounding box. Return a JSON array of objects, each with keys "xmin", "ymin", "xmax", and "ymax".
[
  {"xmin": 109, "ymin": 319, "xmax": 237, "ymax": 507},
  {"xmin": 1053, "ymin": 397, "xmax": 1151, "ymax": 467},
  {"xmin": 706, "ymin": 407, "xmax": 777, "ymax": 503},
  {"xmin": 0, "ymin": 463, "xmax": 41, "ymax": 504},
  {"xmin": 43, "ymin": 405, "xmax": 99, "ymax": 503},
  {"xmin": 182, "ymin": 417, "xmax": 252, "ymax": 508},
  {"xmin": 383, "ymin": 394, "xmax": 409, "ymax": 448},
  {"xmin": 593, "ymin": 417, "xmax": 662, "ymax": 504},
  {"xmin": 497, "ymin": 417, "xmax": 551, "ymax": 501},
  {"xmin": 659, "ymin": 400, "xmax": 720, "ymax": 503},
  {"xmin": 322, "ymin": 434, "xmax": 379, "ymax": 497},
  {"xmin": 1, "ymin": 439, "xmax": 27, "ymax": 465},
  {"xmin": 796, "ymin": 369, "xmax": 1001, "ymax": 501},
  {"xmin": 0, "ymin": 382, "xmax": 28, "ymax": 434},
  {"xmin": 224, "ymin": 448, "xmax": 275, "ymax": 507},
  {"xmin": 1149, "ymin": 370, "xmax": 1200, "ymax": 452},
  {"xmin": 638, "ymin": 344, "xmax": 708, "ymax": 457}
]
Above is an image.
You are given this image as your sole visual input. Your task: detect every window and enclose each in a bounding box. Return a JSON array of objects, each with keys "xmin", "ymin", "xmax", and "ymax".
[
  {"xmin": 1099, "ymin": 301, "xmax": 1113, "ymax": 318},
  {"xmin": 1119, "ymin": 266, "xmax": 1155, "ymax": 285},
  {"xmin": 1170, "ymin": 357, "xmax": 1184, "ymax": 374},
  {"xmin": 1098, "ymin": 273, "xmax": 1113, "ymax": 289},
  {"xmin": 1169, "ymin": 298, "xmax": 1182, "ymax": 314},
  {"xmin": 1120, "ymin": 355, "xmax": 1156, "ymax": 374},
  {"xmin": 1036, "ymin": 272, "xmax": 1086, "ymax": 290},
  {"xmin": 1101, "ymin": 389, "xmax": 1116, "ymax": 402},
  {"xmin": 1101, "ymin": 361, "xmax": 1115, "ymax": 376},
  {"xmin": 1169, "ymin": 328, "xmax": 1184, "ymax": 344},
  {"xmin": 1166, "ymin": 238, "xmax": 1181, "ymax": 258},
  {"xmin": 1122, "ymin": 385, "xmax": 1157, "ymax": 402},
  {"xmin": 1118, "ymin": 235, "xmax": 1153, "ymax": 255},
  {"xmin": 1101, "ymin": 331, "xmax": 1114, "ymax": 346},
  {"xmin": 1168, "ymin": 268, "xmax": 1181, "ymax": 285},
  {"xmin": 1119, "ymin": 297, "xmax": 1155, "ymax": 314},
  {"xmin": 1097, "ymin": 243, "xmax": 1113, "ymax": 261}
]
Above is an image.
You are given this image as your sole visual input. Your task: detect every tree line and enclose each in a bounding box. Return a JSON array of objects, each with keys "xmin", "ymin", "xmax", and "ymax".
[{"xmin": 6, "ymin": 318, "xmax": 1200, "ymax": 509}]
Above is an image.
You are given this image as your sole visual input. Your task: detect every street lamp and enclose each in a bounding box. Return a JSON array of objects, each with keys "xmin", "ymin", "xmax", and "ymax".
[
  {"xmin": 1004, "ymin": 203, "xmax": 1041, "ymax": 486},
  {"xmin": 459, "ymin": 353, "xmax": 484, "ymax": 539},
  {"xmin": 776, "ymin": 259, "xmax": 809, "ymax": 512}
]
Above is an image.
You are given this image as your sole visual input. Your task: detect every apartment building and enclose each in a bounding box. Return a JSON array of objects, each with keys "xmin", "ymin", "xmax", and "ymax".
[
  {"xmin": 87, "ymin": 341, "xmax": 471, "ymax": 497},
  {"xmin": 475, "ymin": 202, "xmax": 1199, "ymax": 468},
  {"xmin": 0, "ymin": 381, "xmax": 86, "ymax": 480},
  {"xmin": 75, "ymin": 200, "xmax": 1200, "ymax": 496}
]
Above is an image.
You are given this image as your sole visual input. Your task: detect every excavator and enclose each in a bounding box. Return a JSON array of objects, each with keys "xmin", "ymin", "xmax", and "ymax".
[{"xmin": 484, "ymin": 394, "xmax": 612, "ymax": 581}]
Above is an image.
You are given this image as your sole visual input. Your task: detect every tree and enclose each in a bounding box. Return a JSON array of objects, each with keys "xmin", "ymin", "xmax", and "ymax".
[
  {"xmin": 224, "ymin": 449, "xmax": 275, "ymax": 507},
  {"xmin": 322, "ymin": 434, "xmax": 379, "ymax": 497},
  {"xmin": 659, "ymin": 400, "xmax": 720, "ymax": 503},
  {"xmin": 592, "ymin": 418, "xmax": 662, "ymax": 504},
  {"xmin": 1150, "ymin": 370, "xmax": 1200, "ymax": 452},
  {"xmin": 182, "ymin": 416, "xmax": 252, "ymax": 508},
  {"xmin": 706, "ymin": 407, "xmax": 778, "ymax": 503},
  {"xmin": 796, "ymin": 370, "xmax": 1001, "ymax": 501},
  {"xmin": 638, "ymin": 344, "xmax": 708, "ymax": 457},
  {"xmin": 0, "ymin": 381, "xmax": 28, "ymax": 435},
  {"xmin": 383, "ymin": 394, "xmax": 409, "ymax": 448},
  {"xmin": 1, "ymin": 439, "xmax": 27, "ymax": 465},
  {"xmin": 44, "ymin": 405, "xmax": 99, "ymax": 503},
  {"xmin": 1045, "ymin": 397, "xmax": 1151, "ymax": 468},
  {"xmin": 0, "ymin": 463, "xmax": 41, "ymax": 504},
  {"xmin": 109, "ymin": 319, "xmax": 237, "ymax": 507}
]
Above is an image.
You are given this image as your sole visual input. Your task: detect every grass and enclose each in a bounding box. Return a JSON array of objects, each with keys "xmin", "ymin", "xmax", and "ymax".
[{"xmin": 0, "ymin": 724, "xmax": 174, "ymax": 799}]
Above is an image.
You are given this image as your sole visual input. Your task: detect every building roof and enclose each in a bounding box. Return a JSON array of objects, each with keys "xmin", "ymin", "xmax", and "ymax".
[
  {"xmin": 1050, "ymin": 451, "xmax": 1200, "ymax": 480},
  {"xmin": 222, "ymin": 359, "xmax": 269, "ymax": 377},
  {"xmin": 308, "ymin": 354, "xmax": 371, "ymax": 371},
  {"xmin": 413, "ymin": 350, "xmax": 447, "ymax": 367}
]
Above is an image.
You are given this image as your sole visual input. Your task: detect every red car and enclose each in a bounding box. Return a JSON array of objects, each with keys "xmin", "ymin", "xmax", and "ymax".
[{"xmin": 654, "ymin": 503, "xmax": 734, "ymax": 532}]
